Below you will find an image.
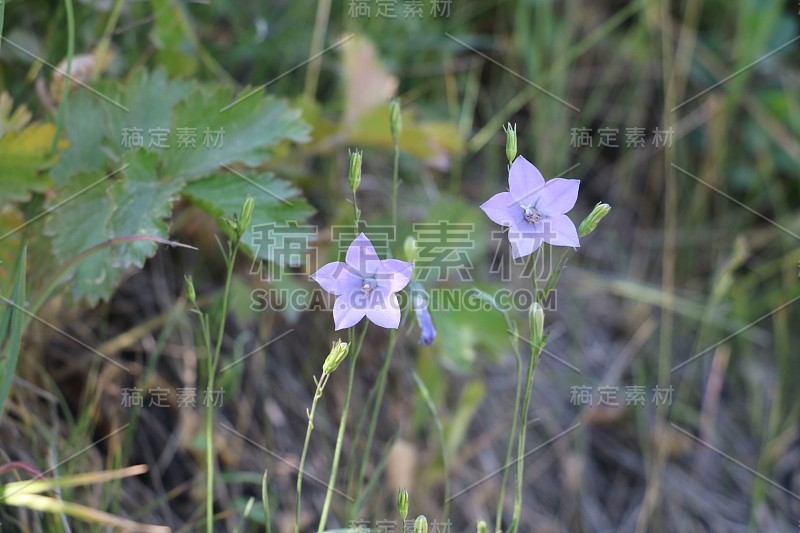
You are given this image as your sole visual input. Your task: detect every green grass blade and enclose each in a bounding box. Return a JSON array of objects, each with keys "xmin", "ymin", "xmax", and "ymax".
[{"xmin": 0, "ymin": 245, "xmax": 26, "ymax": 418}]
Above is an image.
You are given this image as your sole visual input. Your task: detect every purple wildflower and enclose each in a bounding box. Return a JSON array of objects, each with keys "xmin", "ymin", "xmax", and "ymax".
[
  {"xmin": 412, "ymin": 293, "xmax": 436, "ymax": 346},
  {"xmin": 480, "ymin": 156, "xmax": 580, "ymax": 258},
  {"xmin": 311, "ymin": 233, "xmax": 413, "ymax": 330}
]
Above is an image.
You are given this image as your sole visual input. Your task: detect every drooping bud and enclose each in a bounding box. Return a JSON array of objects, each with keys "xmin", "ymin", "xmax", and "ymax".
[
  {"xmin": 578, "ymin": 202, "xmax": 611, "ymax": 237},
  {"xmin": 404, "ymin": 235, "xmax": 418, "ymax": 264},
  {"xmin": 389, "ymin": 98, "xmax": 402, "ymax": 141},
  {"xmin": 529, "ymin": 301, "xmax": 544, "ymax": 346},
  {"xmin": 322, "ymin": 340, "xmax": 350, "ymax": 374},
  {"xmin": 397, "ymin": 487, "xmax": 409, "ymax": 520},
  {"xmin": 414, "ymin": 515, "xmax": 428, "ymax": 533},
  {"xmin": 184, "ymin": 275, "xmax": 196, "ymax": 304},
  {"xmin": 348, "ymin": 149, "xmax": 363, "ymax": 193},
  {"xmin": 477, "ymin": 520, "xmax": 488, "ymax": 533},
  {"xmin": 503, "ymin": 122, "xmax": 517, "ymax": 164},
  {"xmin": 413, "ymin": 293, "xmax": 436, "ymax": 346}
]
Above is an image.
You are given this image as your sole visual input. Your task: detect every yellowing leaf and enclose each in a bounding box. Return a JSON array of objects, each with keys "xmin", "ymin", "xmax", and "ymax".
[
  {"xmin": 342, "ymin": 35, "xmax": 398, "ymax": 126},
  {"xmin": 0, "ymin": 123, "xmax": 68, "ymax": 204},
  {"xmin": 0, "ymin": 91, "xmax": 33, "ymax": 136},
  {"xmin": 346, "ymin": 106, "xmax": 463, "ymax": 170}
]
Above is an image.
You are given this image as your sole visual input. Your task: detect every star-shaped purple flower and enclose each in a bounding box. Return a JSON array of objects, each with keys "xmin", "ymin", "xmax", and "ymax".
[
  {"xmin": 480, "ymin": 156, "xmax": 580, "ymax": 258},
  {"xmin": 311, "ymin": 233, "xmax": 413, "ymax": 330}
]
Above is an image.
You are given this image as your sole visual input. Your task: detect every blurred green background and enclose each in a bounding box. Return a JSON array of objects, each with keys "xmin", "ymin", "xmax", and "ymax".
[{"xmin": 0, "ymin": 0, "xmax": 799, "ymax": 531}]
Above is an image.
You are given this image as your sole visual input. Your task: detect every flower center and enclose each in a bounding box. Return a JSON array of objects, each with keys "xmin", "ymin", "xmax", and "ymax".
[
  {"xmin": 361, "ymin": 280, "xmax": 375, "ymax": 294},
  {"xmin": 523, "ymin": 206, "xmax": 542, "ymax": 223}
]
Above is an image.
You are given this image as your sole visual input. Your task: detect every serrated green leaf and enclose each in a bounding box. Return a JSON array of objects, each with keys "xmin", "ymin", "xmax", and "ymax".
[
  {"xmin": 182, "ymin": 171, "xmax": 314, "ymax": 261},
  {"xmin": 104, "ymin": 69, "xmax": 194, "ymax": 155},
  {"xmin": 108, "ymin": 150, "xmax": 182, "ymax": 269},
  {"xmin": 50, "ymin": 90, "xmax": 110, "ymax": 184},
  {"xmin": 163, "ymin": 87, "xmax": 310, "ymax": 180},
  {"xmin": 46, "ymin": 172, "xmax": 116, "ymax": 305}
]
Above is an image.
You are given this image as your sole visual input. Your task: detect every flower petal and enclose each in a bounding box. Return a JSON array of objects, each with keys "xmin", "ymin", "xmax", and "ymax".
[
  {"xmin": 480, "ymin": 192, "xmax": 516, "ymax": 227},
  {"xmin": 345, "ymin": 233, "xmax": 381, "ymax": 274},
  {"xmin": 507, "ymin": 224, "xmax": 544, "ymax": 258},
  {"xmin": 333, "ymin": 296, "xmax": 367, "ymax": 330},
  {"xmin": 379, "ymin": 258, "xmax": 413, "ymax": 292},
  {"xmin": 508, "ymin": 156, "xmax": 545, "ymax": 204},
  {"xmin": 536, "ymin": 178, "xmax": 579, "ymax": 215},
  {"xmin": 311, "ymin": 261, "xmax": 361, "ymax": 295},
  {"xmin": 365, "ymin": 293, "xmax": 401, "ymax": 329},
  {"xmin": 542, "ymin": 213, "xmax": 580, "ymax": 248}
]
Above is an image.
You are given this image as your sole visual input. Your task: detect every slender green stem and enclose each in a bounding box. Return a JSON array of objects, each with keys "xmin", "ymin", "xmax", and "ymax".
[
  {"xmin": 52, "ymin": 0, "xmax": 75, "ymax": 152},
  {"xmin": 509, "ymin": 272, "xmax": 545, "ymax": 532},
  {"xmin": 542, "ymin": 249, "xmax": 570, "ymax": 300},
  {"xmin": 317, "ymin": 324, "xmax": 368, "ymax": 532},
  {"xmin": 412, "ymin": 372, "xmax": 451, "ymax": 522},
  {"xmin": 351, "ymin": 329, "xmax": 398, "ymax": 516},
  {"xmin": 353, "ymin": 191, "xmax": 360, "ymax": 234},
  {"xmin": 206, "ymin": 240, "xmax": 240, "ymax": 533},
  {"xmin": 494, "ymin": 338, "xmax": 523, "ymax": 532},
  {"xmin": 295, "ymin": 372, "xmax": 331, "ymax": 533},
  {"xmin": 391, "ymin": 137, "xmax": 400, "ymax": 231},
  {"xmin": 344, "ymin": 363, "xmax": 381, "ymax": 496},
  {"xmin": 531, "ymin": 248, "xmax": 540, "ymax": 300},
  {"xmin": 262, "ymin": 470, "xmax": 272, "ymax": 533},
  {"xmin": 303, "ymin": 0, "xmax": 332, "ymax": 99},
  {"xmin": 0, "ymin": 0, "xmax": 6, "ymax": 57},
  {"xmin": 91, "ymin": 0, "xmax": 124, "ymax": 80},
  {"xmin": 199, "ymin": 312, "xmax": 214, "ymax": 531},
  {"xmin": 509, "ymin": 335, "xmax": 542, "ymax": 532}
]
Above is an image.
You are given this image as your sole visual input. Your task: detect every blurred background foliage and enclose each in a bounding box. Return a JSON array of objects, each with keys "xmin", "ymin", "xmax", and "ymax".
[{"xmin": 0, "ymin": 0, "xmax": 799, "ymax": 531}]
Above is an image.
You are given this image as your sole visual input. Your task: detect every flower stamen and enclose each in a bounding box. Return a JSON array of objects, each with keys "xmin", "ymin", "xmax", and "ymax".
[{"xmin": 523, "ymin": 206, "xmax": 542, "ymax": 224}]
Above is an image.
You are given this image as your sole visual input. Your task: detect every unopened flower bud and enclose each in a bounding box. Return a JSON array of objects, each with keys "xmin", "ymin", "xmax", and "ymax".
[
  {"xmin": 397, "ymin": 487, "xmax": 409, "ymax": 520},
  {"xmin": 504, "ymin": 123, "xmax": 517, "ymax": 164},
  {"xmin": 390, "ymin": 98, "xmax": 402, "ymax": 141},
  {"xmin": 578, "ymin": 202, "xmax": 611, "ymax": 237},
  {"xmin": 414, "ymin": 515, "xmax": 428, "ymax": 533},
  {"xmin": 322, "ymin": 340, "xmax": 350, "ymax": 374},
  {"xmin": 184, "ymin": 275, "xmax": 196, "ymax": 303},
  {"xmin": 529, "ymin": 301, "xmax": 544, "ymax": 345},
  {"xmin": 348, "ymin": 149, "xmax": 363, "ymax": 193},
  {"xmin": 413, "ymin": 293, "xmax": 436, "ymax": 346},
  {"xmin": 404, "ymin": 236, "xmax": 418, "ymax": 264},
  {"xmin": 239, "ymin": 196, "xmax": 255, "ymax": 234},
  {"xmin": 477, "ymin": 521, "xmax": 488, "ymax": 533},
  {"xmin": 221, "ymin": 215, "xmax": 238, "ymax": 236}
]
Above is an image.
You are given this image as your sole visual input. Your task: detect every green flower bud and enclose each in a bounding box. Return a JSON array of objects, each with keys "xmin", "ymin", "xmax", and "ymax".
[
  {"xmin": 397, "ymin": 487, "xmax": 409, "ymax": 520},
  {"xmin": 404, "ymin": 236, "xmax": 418, "ymax": 264},
  {"xmin": 348, "ymin": 149, "xmax": 363, "ymax": 193},
  {"xmin": 529, "ymin": 301, "xmax": 544, "ymax": 345},
  {"xmin": 390, "ymin": 98, "xmax": 402, "ymax": 141},
  {"xmin": 184, "ymin": 275, "xmax": 196, "ymax": 304},
  {"xmin": 414, "ymin": 515, "xmax": 428, "ymax": 533},
  {"xmin": 578, "ymin": 202, "xmax": 611, "ymax": 237},
  {"xmin": 322, "ymin": 340, "xmax": 350, "ymax": 374},
  {"xmin": 221, "ymin": 215, "xmax": 238, "ymax": 236},
  {"xmin": 503, "ymin": 122, "xmax": 517, "ymax": 164},
  {"xmin": 239, "ymin": 196, "xmax": 255, "ymax": 234},
  {"xmin": 477, "ymin": 520, "xmax": 488, "ymax": 533}
]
